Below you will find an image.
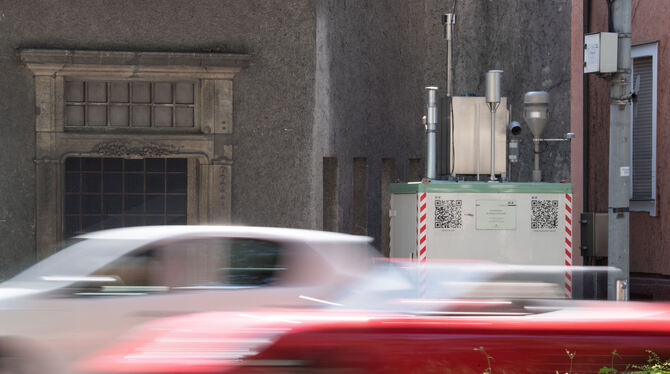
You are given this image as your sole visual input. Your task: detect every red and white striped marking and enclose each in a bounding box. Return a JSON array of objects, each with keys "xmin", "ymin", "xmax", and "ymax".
[
  {"xmin": 564, "ymin": 193, "xmax": 573, "ymax": 298},
  {"xmin": 388, "ymin": 195, "xmax": 392, "ymax": 257},
  {"xmin": 417, "ymin": 192, "xmax": 428, "ymax": 297}
]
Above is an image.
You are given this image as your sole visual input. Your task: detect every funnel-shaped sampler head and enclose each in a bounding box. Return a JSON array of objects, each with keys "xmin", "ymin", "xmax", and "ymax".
[{"xmin": 523, "ymin": 91, "xmax": 549, "ymax": 139}]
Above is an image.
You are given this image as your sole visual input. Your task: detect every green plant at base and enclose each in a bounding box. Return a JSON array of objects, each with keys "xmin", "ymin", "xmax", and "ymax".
[
  {"xmin": 474, "ymin": 346, "xmax": 493, "ymax": 374},
  {"xmin": 629, "ymin": 350, "xmax": 670, "ymax": 373},
  {"xmin": 598, "ymin": 350, "xmax": 670, "ymax": 373},
  {"xmin": 599, "ymin": 350, "xmax": 623, "ymax": 373},
  {"xmin": 565, "ymin": 349, "xmax": 577, "ymax": 374}
]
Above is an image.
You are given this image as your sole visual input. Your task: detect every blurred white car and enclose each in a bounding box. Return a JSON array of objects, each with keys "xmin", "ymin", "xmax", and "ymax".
[{"xmin": 0, "ymin": 225, "xmax": 375, "ymax": 373}]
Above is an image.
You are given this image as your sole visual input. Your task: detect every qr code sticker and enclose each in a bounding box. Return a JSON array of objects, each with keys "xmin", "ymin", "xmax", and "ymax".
[
  {"xmin": 531, "ymin": 199, "xmax": 559, "ymax": 230},
  {"xmin": 435, "ymin": 199, "xmax": 462, "ymax": 229}
]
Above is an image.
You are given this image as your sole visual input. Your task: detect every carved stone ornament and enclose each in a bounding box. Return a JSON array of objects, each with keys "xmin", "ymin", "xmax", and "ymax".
[{"xmin": 91, "ymin": 141, "xmax": 182, "ymax": 158}]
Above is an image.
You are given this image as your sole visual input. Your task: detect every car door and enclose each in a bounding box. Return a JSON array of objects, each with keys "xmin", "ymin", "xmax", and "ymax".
[{"xmin": 93, "ymin": 235, "xmax": 323, "ymax": 319}]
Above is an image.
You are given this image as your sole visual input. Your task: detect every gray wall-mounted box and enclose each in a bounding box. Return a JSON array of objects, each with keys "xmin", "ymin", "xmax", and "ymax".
[
  {"xmin": 584, "ymin": 32, "xmax": 618, "ymax": 74},
  {"xmin": 580, "ymin": 212, "xmax": 608, "ymax": 257}
]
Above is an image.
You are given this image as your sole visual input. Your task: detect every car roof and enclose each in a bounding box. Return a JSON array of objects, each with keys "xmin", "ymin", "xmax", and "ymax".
[{"xmin": 77, "ymin": 225, "xmax": 373, "ymax": 244}]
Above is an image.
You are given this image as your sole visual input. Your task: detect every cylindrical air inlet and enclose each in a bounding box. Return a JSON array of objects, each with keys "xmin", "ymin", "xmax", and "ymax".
[
  {"xmin": 485, "ymin": 70, "xmax": 503, "ymax": 182},
  {"xmin": 485, "ymin": 70, "xmax": 503, "ymax": 106},
  {"xmin": 425, "ymin": 86, "xmax": 438, "ymax": 180}
]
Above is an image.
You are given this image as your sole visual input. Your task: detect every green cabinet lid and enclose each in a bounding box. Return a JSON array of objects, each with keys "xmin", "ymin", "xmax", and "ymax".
[{"xmin": 390, "ymin": 181, "xmax": 572, "ymax": 194}]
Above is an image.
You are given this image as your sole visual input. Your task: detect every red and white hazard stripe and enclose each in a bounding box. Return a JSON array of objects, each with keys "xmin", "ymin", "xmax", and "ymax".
[
  {"xmin": 417, "ymin": 192, "xmax": 428, "ymax": 297},
  {"xmin": 417, "ymin": 192, "xmax": 428, "ymax": 264},
  {"xmin": 564, "ymin": 193, "xmax": 573, "ymax": 298},
  {"xmin": 388, "ymin": 195, "xmax": 392, "ymax": 257}
]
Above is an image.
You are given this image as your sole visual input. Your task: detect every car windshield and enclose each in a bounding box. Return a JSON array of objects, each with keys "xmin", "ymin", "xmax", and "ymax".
[{"xmin": 2, "ymin": 238, "xmax": 151, "ymax": 291}]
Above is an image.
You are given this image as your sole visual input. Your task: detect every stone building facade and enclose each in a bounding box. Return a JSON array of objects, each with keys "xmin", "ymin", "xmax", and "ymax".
[{"xmin": 0, "ymin": 0, "xmax": 571, "ymax": 278}]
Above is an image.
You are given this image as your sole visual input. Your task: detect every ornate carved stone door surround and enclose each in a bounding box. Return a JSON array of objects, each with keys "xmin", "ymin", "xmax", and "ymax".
[{"xmin": 20, "ymin": 49, "xmax": 249, "ymax": 258}]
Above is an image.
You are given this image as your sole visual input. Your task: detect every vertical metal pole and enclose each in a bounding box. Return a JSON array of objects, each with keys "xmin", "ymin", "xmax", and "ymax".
[
  {"xmin": 616, "ymin": 279, "xmax": 629, "ymax": 301},
  {"xmin": 444, "ymin": 13, "xmax": 454, "ymax": 98},
  {"xmin": 443, "ymin": 13, "xmax": 455, "ymax": 179},
  {"xmin": 490, "ymin": 109, "xmax": 496, "ymax": 181},
  {"xmin": 425, "ymin": 87, "xmax": 438, "ymax": 180},
  {"xmin": 533, "ymin": 141, "xmax": 542, "ymax": 182},
  {"xmin": 607, "ymin": 0, "xmax": 631, "ymax": 300},
  {"xmin": 485, "ymin": 70, "xmax": 502, "ymax": 182}
]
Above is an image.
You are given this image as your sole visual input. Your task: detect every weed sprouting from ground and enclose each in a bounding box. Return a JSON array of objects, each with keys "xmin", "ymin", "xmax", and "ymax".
[
  {"xmin": 471, "ymin": 347, "xmax": 670, "ymax": 373},
  {"xmin": 474, "ymin": 346, "xmax": 494, "ymax": 374},
  {"xmin": 564, "ymin": 349, "xmax": 577, "ymax": 374},
  {"xmin": 629, "ymin": 349, "xmax": 670, "ymax": 373}
]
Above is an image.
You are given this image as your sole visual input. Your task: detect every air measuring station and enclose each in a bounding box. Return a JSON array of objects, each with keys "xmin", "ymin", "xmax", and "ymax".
[{"xmin": 389, "ymin": 14, "xmax": 575, "ymax": 296}]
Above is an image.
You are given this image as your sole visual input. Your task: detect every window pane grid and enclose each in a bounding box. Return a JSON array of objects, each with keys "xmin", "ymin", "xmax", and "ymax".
[
  {"xmin": 65, "ymin": 80, "xmax": 196, "ymax": 129},
  {"xmin": 64, "ymin": 157, "xmax": 188, "ymax": 237}
]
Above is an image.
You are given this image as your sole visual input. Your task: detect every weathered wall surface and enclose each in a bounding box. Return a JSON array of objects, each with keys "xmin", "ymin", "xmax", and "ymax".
[
  {"xmin": 0, "ymin": 0, "xmax": 317, "ymax": 277},
  {"xmin": 315, "ymin": 0, "xmax": 425, "ymax": 248},
  {"xmin": 0, "ymin": 0, "xmax": 574, "ymax": 275},
  {"xmin": 425, "ymin": 0, "xmax": 572, "ymax": 183},
  {"xmin": 315, "ymin": 0, "xmax": 572, "ymax": 248}
]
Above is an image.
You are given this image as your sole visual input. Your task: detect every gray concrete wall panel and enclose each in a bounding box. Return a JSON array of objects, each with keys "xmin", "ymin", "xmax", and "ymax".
[
  {"xmin": 0, "ymin": 0, "xmax": 572, "ymax": 274},
  {"xmin": 0, "ymin": 0, "xmax": 316, "ymax": 277},
  {"xmin": 425, "ymin": 0, "xmax": 572, "ymax": 182},
  {"xmin": 315, "ymin": 0, "xmax": 425, "ymax": 248}
]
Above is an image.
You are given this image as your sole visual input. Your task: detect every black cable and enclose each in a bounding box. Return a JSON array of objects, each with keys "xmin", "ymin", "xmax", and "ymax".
[
  {"xmin": 450, "ymin": 95, "xmax": 455, "ymax": 176},
  {"xmin": 449, "ymin": 0, "xmax": 457, "ymax": 176},
  {"xmin": 607, "ymin": 0, "xmax": 615, "ymax": 32},
  {"xmin": 534, "ymin": 141, "xmax": 551, "ymax": 154}
]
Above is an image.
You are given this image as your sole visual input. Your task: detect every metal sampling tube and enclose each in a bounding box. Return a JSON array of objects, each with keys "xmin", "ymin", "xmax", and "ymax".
[
  {"xmin": 485, "ymin": 70, "xmax": 503, "ymax": 182},
  {"xmin": 425, "ymin": 87, "xmax": 438, "ymax": 180},
  {"xmin": 444, "ymin": 13, "xmax": 454, "ymax": 97}
]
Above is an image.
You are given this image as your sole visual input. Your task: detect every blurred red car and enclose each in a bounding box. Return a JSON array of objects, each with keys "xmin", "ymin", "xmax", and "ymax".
[
  {"xmin": 78, "ymin": 302, "xmax": 670, "ymax": 374},
  {"xmin": 77, "ymin": 262, "xmax": 670, "ymax": 374}
]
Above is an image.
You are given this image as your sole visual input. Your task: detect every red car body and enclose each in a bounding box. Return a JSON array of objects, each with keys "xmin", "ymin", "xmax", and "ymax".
[{"xmin": 79, "ymin": 300, "xmax": 670, "ymax": 374}]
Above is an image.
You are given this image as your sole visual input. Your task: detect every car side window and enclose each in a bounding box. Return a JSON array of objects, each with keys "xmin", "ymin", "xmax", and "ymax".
[
  {"xmin": 60, "ymin": 248, "xmax": 166, "ymax": 297},
  {"xmin": 224, "ymin": 238, "xmax": 285, "ymax": 286},
  {"xmin": 59, "ymin": 237, "xmax": 288, "ymax": 296},
  {"xmin": 152, "ymin": 237, "xmax": 288, "ymax": 289}
]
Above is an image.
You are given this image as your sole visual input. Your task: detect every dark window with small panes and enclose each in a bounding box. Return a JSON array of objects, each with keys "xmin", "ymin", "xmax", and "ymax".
[
  {"xmin": 227, "ymin": 239, "xmax": 284, "ymax": 286},
  {"xmin": 64, "ymin": 157, "xmax": 187, "ymax": 237}
]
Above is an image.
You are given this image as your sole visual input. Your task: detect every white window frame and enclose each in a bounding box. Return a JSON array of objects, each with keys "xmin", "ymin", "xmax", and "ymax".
[{"xmin": 630, "ymin": 42, "xmax": 658, "ymax": 216}]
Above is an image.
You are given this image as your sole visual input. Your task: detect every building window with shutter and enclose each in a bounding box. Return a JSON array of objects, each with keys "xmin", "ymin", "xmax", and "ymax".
[{"xmin": 630, "ymin": 42, "xmax": 658, "ymax": 216}]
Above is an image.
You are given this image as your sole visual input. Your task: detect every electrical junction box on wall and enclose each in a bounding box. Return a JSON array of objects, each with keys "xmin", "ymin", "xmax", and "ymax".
[
  {"xmin": 389, "ymin": 181, "xmax": 574, "ymax": 295},
  {"xmin": 584, "ymin": 32, "xmax": 618, "ymax": 74},
  {"xmin": 580, "ymin": 212, "xmax": 608, "ymax": 257}
]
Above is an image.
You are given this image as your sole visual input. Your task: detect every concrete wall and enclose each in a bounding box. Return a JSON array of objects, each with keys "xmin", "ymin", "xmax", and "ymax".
[
  {"xmin": 0, "ymin": 0, "xmax": 317, "ymax": 278},
  {"xmin": 314, "ymin": 0, "xmax": 572, "ymax": 249},
  {"xmin": 0, "ymin": 0, "xmax": 573, "ymax": 276},
  {"xmin": 314, "ymin": 0, "xmax": 425, "ymax": 249},
  {"xmin": 424, "ymin": 0, "xmax": 572, "ymax": 183}
]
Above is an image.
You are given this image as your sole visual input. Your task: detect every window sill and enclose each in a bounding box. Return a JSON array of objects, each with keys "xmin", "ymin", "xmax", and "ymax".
[{"xmin": 630, "ymin": 199, "xmax": 656, "ymax": 217}]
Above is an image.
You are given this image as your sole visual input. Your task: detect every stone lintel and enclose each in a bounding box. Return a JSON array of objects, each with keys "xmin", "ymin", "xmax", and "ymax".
[{"xmin": 20, "ymin": 49, "xmax": 250, "ymax": 78}]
